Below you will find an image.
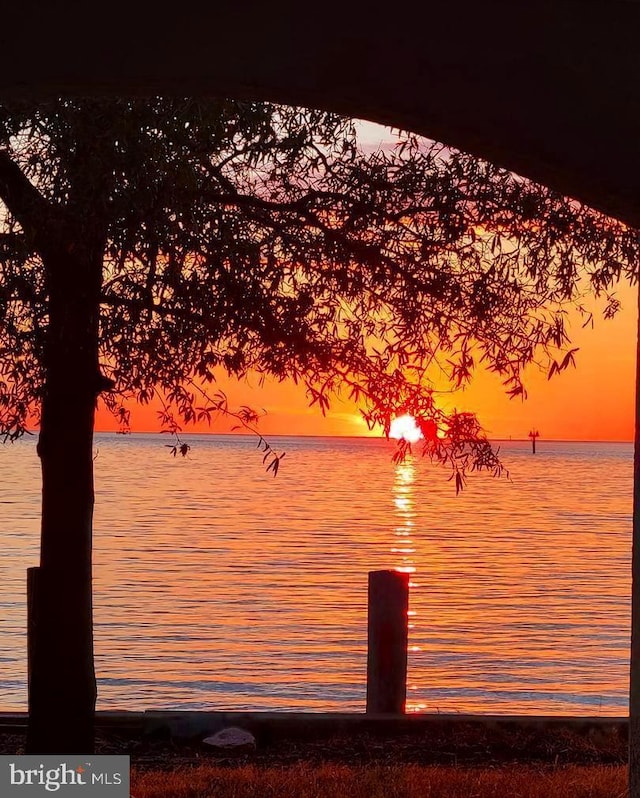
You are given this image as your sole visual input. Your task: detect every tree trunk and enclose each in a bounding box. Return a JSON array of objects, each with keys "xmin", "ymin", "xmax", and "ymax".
[
  {"xmin": 26, "ymin": 241, "xmax": 102, "ymax": 754},
  {"xmin": 630, "ymin": 280, "xmax": 640, "ymax": 796}
]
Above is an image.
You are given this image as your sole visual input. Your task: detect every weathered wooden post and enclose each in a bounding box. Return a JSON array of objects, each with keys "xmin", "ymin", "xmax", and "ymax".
[
  {"xmin": 27, "ymin": 566, "xmax": 40, "ymax": 698},
  {"xmin": 366, "ymin": 569, "xmax": 409, "ymax": 713}
]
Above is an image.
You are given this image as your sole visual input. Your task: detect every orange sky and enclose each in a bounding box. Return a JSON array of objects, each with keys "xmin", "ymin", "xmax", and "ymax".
[
  {"xmin": 94, "ymin": 121, "xmax": 640, "ymax": 442},
  {"xmin": 95, "ymin": 279, "xmax": 638, "ymax": 442}
]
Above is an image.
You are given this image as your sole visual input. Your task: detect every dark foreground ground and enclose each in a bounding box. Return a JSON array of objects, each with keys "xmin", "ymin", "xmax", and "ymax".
[
  {"xmin": 0, "ymin": 718, "xmax": 629, "ymax": 769},
  {"xmin": 1, "ymin": 720, "xmax": 631, "ymax": 797}
]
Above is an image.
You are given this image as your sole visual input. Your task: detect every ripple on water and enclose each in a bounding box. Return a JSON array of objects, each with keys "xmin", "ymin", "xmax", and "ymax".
[{"xmin": 0, "ymin": 435, "xmax": 631, "ymax": 713}]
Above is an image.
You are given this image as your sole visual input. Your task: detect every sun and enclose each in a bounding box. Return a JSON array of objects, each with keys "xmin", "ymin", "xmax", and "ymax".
[{"xmin": 389, "ymin": 414, "xmax": 424, "ymax": 444}]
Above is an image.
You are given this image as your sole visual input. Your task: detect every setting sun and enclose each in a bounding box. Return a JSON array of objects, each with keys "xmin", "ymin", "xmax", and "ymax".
[{"xmin": 389, "ymin": 415, "xmax": 424, "ymax": 443}]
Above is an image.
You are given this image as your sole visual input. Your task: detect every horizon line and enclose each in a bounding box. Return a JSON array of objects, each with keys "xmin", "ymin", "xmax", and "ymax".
[
  {"xmin": 84, "ymin": 430, "xmax": 634, "ymax": 445},
  {"xmin": 15, "ymin": 428, "xmax": 634, "ymax": 444}
]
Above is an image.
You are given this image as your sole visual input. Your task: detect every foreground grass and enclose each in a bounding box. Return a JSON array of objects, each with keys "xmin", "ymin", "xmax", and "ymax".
[{"xmin": 132, "ymin": 763, "xmax": 627, "ymax": 797}]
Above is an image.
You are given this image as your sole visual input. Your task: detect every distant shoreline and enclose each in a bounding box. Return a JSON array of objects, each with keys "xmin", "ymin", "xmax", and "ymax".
[
  {"xmin": 12, "ymin": 429, "xmax": 635, "ymax": 445},
  {"xmin": 94, "ymin": 431, "xmax": 634, "ymax": 444}
]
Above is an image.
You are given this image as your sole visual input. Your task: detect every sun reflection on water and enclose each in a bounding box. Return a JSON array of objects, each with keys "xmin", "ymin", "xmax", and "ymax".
[{"xmin": 391, "ymin": 458, "xmax": 423, "ymax": 710}]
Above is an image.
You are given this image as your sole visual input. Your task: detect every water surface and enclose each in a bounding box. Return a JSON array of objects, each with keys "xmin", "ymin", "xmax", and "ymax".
[{"xmin": 0, "ymin": 434, "xmax": 631, "ymax": 714}]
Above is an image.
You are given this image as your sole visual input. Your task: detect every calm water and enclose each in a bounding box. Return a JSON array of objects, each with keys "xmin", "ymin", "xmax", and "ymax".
[{"xmin": 0, "ymin": 434, "xmax": 632, "ymax": 715}]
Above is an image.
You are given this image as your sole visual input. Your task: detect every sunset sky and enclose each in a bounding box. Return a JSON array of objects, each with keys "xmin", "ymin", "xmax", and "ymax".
[{"xmin": 96, "ymin": 121, "xmax": 639, "ymax": 443}]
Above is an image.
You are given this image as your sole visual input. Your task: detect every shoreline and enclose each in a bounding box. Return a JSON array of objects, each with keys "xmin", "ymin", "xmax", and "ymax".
[
  {"xmin": 0, "ymin": 709, "xmax": 629, "ymax": 740},
  {"xmin": 0, "ymin": 711, "xmax": 629, "ymax": 771}
]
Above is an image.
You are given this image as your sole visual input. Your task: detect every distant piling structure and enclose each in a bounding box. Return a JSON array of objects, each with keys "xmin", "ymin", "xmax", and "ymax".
[
  {"xmin": 366, "ymin": 569, "xmax": 409, "ymax": 714},
  {"xmin": 529, "ymin": 429, "xmax": 540, "ymax": 454}
]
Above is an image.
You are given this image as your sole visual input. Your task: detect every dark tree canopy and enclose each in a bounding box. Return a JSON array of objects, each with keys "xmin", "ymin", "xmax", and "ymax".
[{"xmin": 0, "ymin": 98, "xmax": 638, "ymax": 477}]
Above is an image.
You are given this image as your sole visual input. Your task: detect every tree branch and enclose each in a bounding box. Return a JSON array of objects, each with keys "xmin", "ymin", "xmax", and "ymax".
[
  {"xmin": 100, "ymin": 293, "xmax": 226, "ymax": 336},
  {"xmin": 0, "ymin": 151, "xmax": 58, "ymax": 244}
]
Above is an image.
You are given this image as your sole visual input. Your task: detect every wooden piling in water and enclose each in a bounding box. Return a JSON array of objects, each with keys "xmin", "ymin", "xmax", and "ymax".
[
  {"xmin": 366, "ymin": 569, "xmax": 409, "ymax": 714},
  {"xmin": 27, "ymin": 566, "xmax": 40, "ymax": 696}
]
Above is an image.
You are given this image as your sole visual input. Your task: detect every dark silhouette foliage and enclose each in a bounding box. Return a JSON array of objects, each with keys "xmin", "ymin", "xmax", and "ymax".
[{"xmin": 1, "ymin": 99, "xmax": 637, "ymax": 481}]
